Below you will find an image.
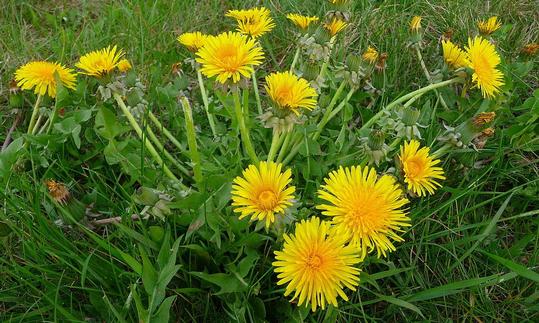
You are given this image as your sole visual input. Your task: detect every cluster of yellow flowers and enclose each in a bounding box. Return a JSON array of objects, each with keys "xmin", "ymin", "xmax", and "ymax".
[
  {"xmin": 231, "ymin": 137, "xmax": 445, "ymax": 311},
  {"xmin": 12, "ymin": 0, "xmax": 522, "ymax": 314},
  {"xmin": 14, "ymin": 45, "xmax": 132, "ymax": 99}
]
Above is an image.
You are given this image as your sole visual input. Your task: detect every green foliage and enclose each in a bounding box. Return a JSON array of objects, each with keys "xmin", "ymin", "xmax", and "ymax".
[{"xmin": 1, "ymin": 0, "xmax": 538, "ymax": 322}]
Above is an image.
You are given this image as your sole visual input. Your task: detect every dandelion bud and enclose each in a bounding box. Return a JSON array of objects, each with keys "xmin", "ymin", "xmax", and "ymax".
[
  {"xmin": 401, "ymin": 107, "xmax": 420, "ymax": 126},
  {"xmin": 368, "ymin": 130, "xmax": 385, "ymax": 150},
  {"xmin": 302, "ymin": 62, "xmax": 320, "ymax": 81},
  {"xmin": 472, "ymin": 112, "xmax": 496, "ymax": 127},
  {"xmin": 135, "ymin": 186, "xmax": 160, "ymax": 205},
  {"xmin": 409, "ymin": 16, "xmax": 422, "ymax": 33},
  {"xmin": 314, "ymin": 26, "xmax": 331, "ymax": 43},
  {"xmin": 346, "ymin": 54, "xmax": 362, "ymax": 72}
]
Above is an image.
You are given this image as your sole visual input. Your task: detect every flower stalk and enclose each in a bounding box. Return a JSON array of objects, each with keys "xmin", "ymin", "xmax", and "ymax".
[
  {"xmin": 113, "ymin": 92, "xmax": 180, "ymax": 183},
  {"xmin": 414, "ymin": 45, "xmax": 449, "ymax": 110},
  {"xmin": 251, "ymin": 70, "xmax": 263, "ymax": 115},
  {"xmin": 180, "ymin": 97, "xmax": 203, "ymax": 185},
  {"xmin": 233, "ymin": 89, "xmax": 259, "ymax": 163},
  {"xmin": 197, "ymin": 69, "xmax": 218, "ymax": 136},
  {"xmin": 267, "ymin": 129, "xmax": 285, "ymax": 162},
  {"xmin": 26, "ymin": 95, "xmax": 43, "ymax": 135},
  {"xmin": 289, "ymin": 46, "xmax": 301, "ymax": 73},
  {"xmin": 147, "ymin": 111, "xmax": 185, "ymax": 153}
]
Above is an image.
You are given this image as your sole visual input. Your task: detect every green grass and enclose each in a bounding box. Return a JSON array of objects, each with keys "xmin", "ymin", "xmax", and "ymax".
[{"xmin": 1, "ymin": 0, "xmax": 538, "ymax": 322}]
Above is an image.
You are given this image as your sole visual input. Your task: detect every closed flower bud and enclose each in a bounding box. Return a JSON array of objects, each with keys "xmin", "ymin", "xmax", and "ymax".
[
  {"xmin": 401, "ymin": 107, "xmax": 421, "ymax": 126},
  {"xmin": 346, "ymin": 54, "xmax": 362, "ymax": 72},
  {"xmin": 368, "ymin": 130, "xmax": 385, "ymax": 150},
  {"xmin": 302, "ymin": 62, "xmax": 320, "ymax": 81}
]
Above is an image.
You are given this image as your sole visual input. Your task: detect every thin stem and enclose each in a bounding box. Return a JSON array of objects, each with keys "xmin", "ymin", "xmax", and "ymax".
[
  {"xmin": 113, "ymin": 92, "xmax": 180, "ymax": 183},
  {"xmin": 147, "ymin": 111, "xmax": 185, "ymax": 152},
  {"xmin": 313, "ymin": 83, "xmax": 353, "ymax": 140},
  {"xmin": 26, "ymin": 95, "xmax": 42, "ymax": 135},
  {"xmin": 180, "ymin": 97, "xmax": 203, "ymax": 185},
  {"xmin": 233, "ymin": 90, "xmax": 259, "ymax": 163},
  {"xmin": 432, "ymin": 143, "xmax": 452, "ymax": 159},
  {"xmin": 267, "ymin": 129, "xmax": 284, "ymax": 162},
  {"xmin": 145, "ymin": 123, "xmax": 190, "ymax": 176},
  {"xmin": 360, "ymin": 77, "xmax": 462, "ymax": 133},
  {"xmin": 415, "ymin": 45, "xmax": 449, "ymax": 110},
  {"xmin": 289, "ymin": 46, "xmax": 301, "ymax": 73},
  {"xmin": 251, "ymin": 70, "xmax": 263, "ymax": 115},
  {"xmin": 276, "ymin": 130, "xmax": 293, "ymax": 163},
  {"xmin": 197, "ymin": 69, "xmax": 217, "ymax": 136},
  {"xmin": 37, "ymin": 118, "xmax": 50, "ymax": 134},
  {"xmin": 31, "ymin": 114, "xmax": 43, "ymax": 135}
]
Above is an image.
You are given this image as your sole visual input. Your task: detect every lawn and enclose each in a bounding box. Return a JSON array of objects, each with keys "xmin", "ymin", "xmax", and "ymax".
[{"xmin": 1, "ymin": 0, "xmax": 538, "ymax": 322}]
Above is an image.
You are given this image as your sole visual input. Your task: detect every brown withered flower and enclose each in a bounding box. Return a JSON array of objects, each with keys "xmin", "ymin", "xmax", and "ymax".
[
  {"xmin": 521, "ymin": 43, "xmax": 539, "ymax": 56},
  {"xmin": 473, "ymin": 112, "xmax": 496, "ymax": 127},
  {"xmin": 45, "ymin": 180, "xmax": 70, "ymax": 205}
]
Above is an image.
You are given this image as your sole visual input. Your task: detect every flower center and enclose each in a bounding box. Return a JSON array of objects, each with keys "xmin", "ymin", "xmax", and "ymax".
[
  {"xmin": 406, "ymin": 158, "xmax": 424, "ymax": 179},
  {"xmin": 219, "ymin": 45, "xmax": 240, "ymax": 71},
  {"xmin": 306, "ymin": 254, "xmax": 322, "ymax": 269},
  {"xmin": 345, "ymin": 193, "xmax": 387, "ymax": 234},
  {"xmin": 257, "ymin": 190, "xmax": 278, "ymax": 210}
]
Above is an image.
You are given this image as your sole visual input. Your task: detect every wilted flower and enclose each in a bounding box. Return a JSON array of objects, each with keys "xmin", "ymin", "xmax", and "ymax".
[
  {"xmin": 409, "ymin": 16, "xmax": 422, "ymax": 32},
  {"xmin": 521, "ymin": 43, "xmax": 539, "ymax": 56},
  {"xmin": 362, "ymin": 46, "xmax": 379, "ymax": 64},
  {"xmin": 477, "ymin": 16, "xmax": 501, "ymax": 35},
  {"xmin": 286, "ymin": 14, "xmax": 319, "ymax": 30},
  {"xmin": 45, "ymin": 180, "xmax": 70, "ymax": 205},
  {"xmin": 473, "ymin": 112, "xmax": 496, "ymax": 127}
]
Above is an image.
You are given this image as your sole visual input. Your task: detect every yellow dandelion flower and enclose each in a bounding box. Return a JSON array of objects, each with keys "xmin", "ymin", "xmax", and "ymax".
[
  {"xmin": 286, "ymin": 14, "xmax": 319, "ymax": 30},
  {"xmin": 265, "ymin": 71, "xmax": 318, "ymax": 115},
  {"xmin": 362, "ymin": 46, "xmax": 379, "ymax": 64},
  {"xmin": 329, "ymin": 0, "xmax": 350, "ymax": 4},
  {"xmin": 441, "ymin": 40, "xmax": 469, "ymax": 69},
  {"xmin": 177, "ymin": 32, "xmax": 208, "ymax": 52},
  {"xmin": 76, "ymin": 45, "xmax": 124, "ymax": 78},
  {"xmin": 465, "ymin": 36, "xmax": 505, "ymax": 98},
  {"xmin": 226, "ymin": 7, "xmax": 275, "ymax": 38},
  {"xmin": 273, "ymin": 217, "xmax": 361, "ymax": 312},
  {"xmin": 14, "ymin": 61, "xmax": 76, "ymax": 98},
  {"xmin": 117, "ymin": 59, "xmax": 132, "ymax": 72},
  {"xmin": 317, "ymin": 166, "xmax": 410, "ymax": 258},
  {"xmin": 324, "ymin": 18, "xmax": 347, "ymax": 36},
  {"xmin": 399, "ymin": 140, "xmax": 446, "ymax": 197},
  {"xmin": 231, "ymin": 161, "xmax": 295, "ymax": 228},
  {"xmin": 195, "ymin": 31, "xmax": 264, "ymax": 84},
  {"xmin": 410, "ymin": 16, "xmax": 422, "ymax": 32},
  {"xmin": 478, "ymin": 16, "xmax": 501, "ymax": 35}
]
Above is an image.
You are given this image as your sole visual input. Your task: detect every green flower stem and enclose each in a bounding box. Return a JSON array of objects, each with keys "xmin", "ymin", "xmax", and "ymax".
[
  {"xmin": 37, "ymin": 118, "xmax": 50, "ymax": 134},
  {"xmin": 312, "ymin": 82, "xmax": 353, "ymax": 140},
  {"xmin": 113, "ymin": 92, "xmax": 180, "ymax": 183},
  {"xmin": 251, "ymin": 70, "xmax": 263, "ymax": 115},
  {"xmin": 289, "ymin": 46, "xmax": 301, "ymax": 72},
  {"xmin": 276, "ymin": 130, "xmax": 293, "ymax": 163},
  {"xmin": 432, "ymin": 143, "xmax": 452, "ymax": 159},
  {"xmin": 45, "ymin": 98, "xmax": 61, "ymax": 134},
  {"xmin": 26, "ymin": 95, "xmax": 42, "ymax": 135},
  {"xmin": 147, "ymin": 111, "xmax": 185, "ymax": 152},
  {"xmin": 267, "ymin": 129, "xmax": 285, "ymax": 162},
  {"xmin": 180, "ymin": 97, "xmax": 203, "ymax": 185},
  {"xmin": 360, "ymin": 77, "xmax": 463, "ymax": 133},
  {"xmin": 144, "ymin": 123, "xmax": 190, "ymax": 177},
  {"xmin": 197, "ymin": 69, "xmax": 217, "ymax": 136},
  {"xmin": 31, "ymin": 114, "xmax": 43, "ymax": 135},
  {"xmin": 414, "ymin": 45, "xmax": 449, "ymax": 110},
  {"xmin": 233, "ymin": 89, "xmax": 259, "ymax": 163}
]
